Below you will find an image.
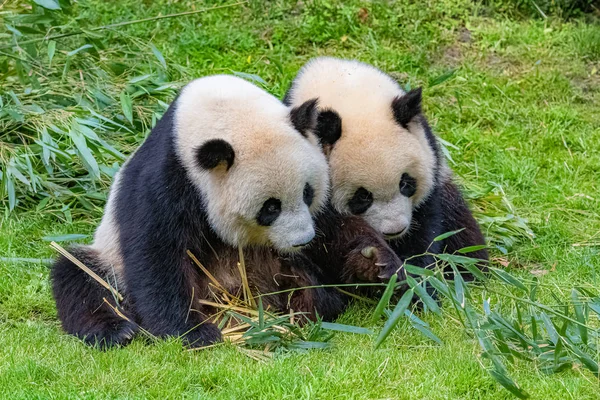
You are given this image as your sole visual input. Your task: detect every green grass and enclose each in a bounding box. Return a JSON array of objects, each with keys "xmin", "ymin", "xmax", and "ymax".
[{"xmin": 1, "ymin": 0, "xmax": 600, "ymax": 398}]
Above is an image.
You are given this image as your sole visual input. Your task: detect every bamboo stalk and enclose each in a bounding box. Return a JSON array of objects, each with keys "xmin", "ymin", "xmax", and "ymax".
[{"xmin": 50, "ymin": 241, "xmax": 123, "ymax": 301}]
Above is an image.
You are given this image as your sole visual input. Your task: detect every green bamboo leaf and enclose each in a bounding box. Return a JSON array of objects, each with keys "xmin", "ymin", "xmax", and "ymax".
[
  {"xmin": 488, "ymin": 369, "xmax": 529, "ymax": 399},
  {"xmin": 540, "ymin": 312, "xmax": 558, "ymax": 345},
  {"xmin": 150, "ymin": 43, "xmax": 167, "ymax": 69},
  {"xmin": 457, "ymin": 244, "xmax": 488, "ymax": 254},
  {"xmin": 371, "ymin": 274, "xmax": 398, "ymax": 322},
  {"xmin": 428, "ymin": 276, "xmax": 451, "ymax": 299},
  {"xmin": 589, "ymin": 299, "xmax": 600, "ymax": 317},
  {"xmin": 429, "ymin": 69, "xmax": 456, "ymax": 87},
  {"xmin": 375, "ymin": 289, "xmax": 413, "ymax": 349},
  {"xmin": 404, "ymin": 264, "xmax": 434, "ymax": 277},
  {"xmin": 433, "ymin": 228, "xmax": 464, "ymax": 242},
  {"xmin": 490, "ymin": 267, "xmax": 527, "ymax": 292},
  {"xmin": 410, "ymin": 319, "xmax": 442, "ymax": 344},
  {"xmin": 67, "ymin": 44, "xmax": 93, "ymax": 57},
  {"xmin": 42, "ymin": 234, "xmax": 89, "ymax": 242},
  {"xmin": 47, "ymin": 41, "xmax": 56, "ymax": 65},
  {"xmin": 571, "ymin": 289, "xmax": 588, "ymax": 345},
  {"xmin": 6, "ymin": 177, "xmax": 16, "ymax": 211},
  {"xmin": 321, "ymin": 322, "xmax": 373, "ymax": 335},
  {"xmin": 436, "ymin": 253, "xmax": 481, "ymax": 265},
  {"xmin": 563, "ymin": 338, "xmax": 599, "ymax": 374},
  {"xmin": 257, "ymin": 297, "xmax": 264, "ymax": 330},
  {"xmin": 407, "ymin": 276, "xmax": 441, "ymax": 315},
  {"xmin": 33, "ymin": 0, "xmax": 61, "ymax": 10},
  {"xmin": 120, "ymin": 91, "xmax": 133, "ymax": 124},
  {"xmin": 70, "ymin": 129, "xmax": 100, "ymax": 178},
  {"xmin": 232, "ymin": 71, "xmax": 268, "ymax": 86}
]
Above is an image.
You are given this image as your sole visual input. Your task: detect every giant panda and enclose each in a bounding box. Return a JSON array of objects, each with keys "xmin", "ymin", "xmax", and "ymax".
[
  {"xmin": 51, "ymin": 75, "xmax": 402, "ymax": 349},
  {"xmin": 283, "ymin": 57, "xmax": 488, "ymax": 275}
]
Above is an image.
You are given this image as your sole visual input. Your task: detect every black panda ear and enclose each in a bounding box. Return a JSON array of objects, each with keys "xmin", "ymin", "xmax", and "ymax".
[
  {"xmin": 392, "ymin": 87, "xmax": 422, "ymax": 129},
  {"xmin": 315, "ymin": 109, "xmax": 342, "ymax": 146},
  {"xmin": 196, "ymin": 139, "xmax": 235, "ymax": 171},
  {"xmin": 290, "ymin": 98, "xmax": 319, "ymax": 137}
]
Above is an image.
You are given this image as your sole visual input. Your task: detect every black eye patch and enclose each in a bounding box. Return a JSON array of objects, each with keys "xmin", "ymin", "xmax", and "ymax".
[
  {"xmin": 348, "ymin": 187, "xmax": 373, "ymax": 215},
  {"xmin": 399, "ymin": 173, "xmax": 417, "ymax": 197},
  {"xmin": 303, "ymin": 183, "xmax": 314, "ymax": 207},
  {"xmin": 257, "ymin": 198, "xmax": 282, "ymax": 226}
]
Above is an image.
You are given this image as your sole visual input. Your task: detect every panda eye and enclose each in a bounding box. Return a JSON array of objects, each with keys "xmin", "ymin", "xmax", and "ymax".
[
  {"xmin": 400, "ymin": 173, "xmax": 417, "ymax": 197},
  {"xmin": 303, "ymin": 183, "xmax": 314, "ymax": 206},
  {"xmin": 257, "ymin": 198, "xmax": 282, "ymax": 226},
  {"xmin": 348, "ymin": 187, "xmax": 373, "ymax": 215}
]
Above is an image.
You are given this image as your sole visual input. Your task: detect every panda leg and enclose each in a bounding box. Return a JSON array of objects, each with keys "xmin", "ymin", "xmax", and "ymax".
[{"xmin": 50, "ymin": 247, "xmax": 138, "ymax": 349}]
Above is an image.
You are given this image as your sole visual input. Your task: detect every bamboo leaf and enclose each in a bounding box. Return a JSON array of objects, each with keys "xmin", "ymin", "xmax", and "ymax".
[
  {"xmin": 33, "ymin": 0, "xmax": 61, "ymax": 10},
  {"xmin": 457, "ymin": 244, "xmax": 488, "ymax": 254},
  {"xmin": 321, "ymin": 322, "xmax": 373, "ymax": 335},
  {"xmin": 42, "ymin": 234, "xmax": 89, "ymax": 242},
  {"xmin": 404, "ymin": 264, "xmax": 434, "ymax": 277},
  {"xmin": 540, "ymin": 312, "xmax": 558, "ymax": 345},
  {"xmin": 150, "ymin": 43, "xmax": 167, "ymax": 69},
  {"xmin": 410, "ymin": 319, "xmax": 442, "ymax": 344},
  {"xmin": 490, "ymin": 267, "xmax": 527, "ymax": 292},
  {"xmin": 371, "ymin": 274, "xmax": 398, "ymax": 322},
  {"xmin": 407, "ymin": 276, "xmax": 441, "ymax": 315},
  {"xmin": 47, "ymin": 41, "xmax": 56, "ymax": 65},
  {"xmin": 375, "ymin": 289, "xmax": 413, "ymax": 349},
  {"xmin": 67, "ymin": 44, "xmax": 93, "ymax": 57},
  {"xmin": 7, "ymin": 178, "xmax": 16, "ymax": 211},
  {"xmin": 488, "ymin": 369, "xmax": 529, "ymax": 399},
  {"xmin": 120, "ymin": 91, "xmax": 133, "ymax": 124},
  {"xmin": 433, "ymin": 228, "xmax": 464, "ymax": 242},
  {"xmin": 571, "ymin": 289, "xmax": 588, "ymax": 345}
]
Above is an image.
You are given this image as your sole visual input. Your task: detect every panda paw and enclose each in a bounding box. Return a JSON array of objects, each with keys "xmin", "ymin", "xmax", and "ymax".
[
  {"xmin": 182, "ymin": 323, "xmax": 222, "ymax": 349},
  {"xmin": 81, "ymin": 319, "xmax": 139, "ymax": 350},
  {"xmin": 344, "ymin": 238, "xmax": 405, "ymax": 283}
]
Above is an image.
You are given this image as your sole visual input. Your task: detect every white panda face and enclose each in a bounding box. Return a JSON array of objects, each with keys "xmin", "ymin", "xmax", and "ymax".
[
  {"xmin": 286, "ymin": 57, "xmax": 438, "ymax": 240},
  {"xmin": 328, "ymin": 121, "xmax": 434, "ymax": 240},
  {"xmin": 174, "ymin": 75, "xmax": 328, "ymax": 253},
  {"xmin": 198, "ymin": 137, "xmax": 327, "ymax": 253}
]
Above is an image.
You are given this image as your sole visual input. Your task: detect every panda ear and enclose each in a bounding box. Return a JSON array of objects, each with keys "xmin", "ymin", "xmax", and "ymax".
[
  {"xmin": 196, "ymin": 139, "xmax": 235, "ymax": 171},
  {"xmin": 290, "ymin": 98, "xmax": 319, "ymax": 136},
  {"xmin": 315, "ymin": 109, "xmax": 342, "ymax": 146},
  {"xmin": 392, "ymin": 87, "xmax": 422, "ymax": 129}
]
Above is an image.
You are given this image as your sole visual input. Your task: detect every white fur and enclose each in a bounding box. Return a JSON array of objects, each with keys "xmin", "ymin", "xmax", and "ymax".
[
  {"xmin": 287, "ymin": 57, "xmax": 437, "ymax": 237},
  {"xmin": 174, "ymin": 75, "xmax": 329, "ymax": 252},
  {"xmin": 91, "ymin": 170, "xmax": 126, "ymax": 287}
]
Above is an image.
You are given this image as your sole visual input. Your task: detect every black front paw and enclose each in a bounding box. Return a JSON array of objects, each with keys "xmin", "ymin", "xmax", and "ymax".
[{"xmin": 182, "ymin": 322, "xmax": 222, "ymax": 349}]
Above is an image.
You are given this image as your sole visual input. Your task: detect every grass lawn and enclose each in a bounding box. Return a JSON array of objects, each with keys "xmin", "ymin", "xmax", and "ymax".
[{"xmin": 1, "ymin": 0, "xmax": 599, "ymax": 398}]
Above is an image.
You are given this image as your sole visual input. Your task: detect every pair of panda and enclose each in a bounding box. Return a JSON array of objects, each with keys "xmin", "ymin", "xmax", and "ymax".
[{"xmin": 51, "ymin": 57, "xmax": 487, "ymax": 349}]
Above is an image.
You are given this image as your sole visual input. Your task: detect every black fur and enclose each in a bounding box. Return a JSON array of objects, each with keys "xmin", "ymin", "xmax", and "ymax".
[
  {"xmin": 196, "ymin": 139, "xmax": 235, "ymax": 170},
  {"xmin": 315, "ymin": 110, "xmax": 343, "ymax": 146},
  {"xmin": 50, "ymin": 247, "xmax": 138, "ymax": 349},
  {"xmin": 392, "ymin": 88, "xmax": 422, "ymax": 129},
  {"xmin": 290, "ymin": 98, "xmax": 319, "ymax": 136},
  {"xmin": 51, "ymin": 89, "xmax": 401, "ymax": 349}
]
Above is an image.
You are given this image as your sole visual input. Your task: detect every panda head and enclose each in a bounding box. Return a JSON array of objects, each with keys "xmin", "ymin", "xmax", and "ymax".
[
  {"xmin": 286, "ymin": 57, "xmax": 437, "ymax": 240},
  {"xmin": 174, "ymin": 75, "xmax": 328, "ymax": 253}
]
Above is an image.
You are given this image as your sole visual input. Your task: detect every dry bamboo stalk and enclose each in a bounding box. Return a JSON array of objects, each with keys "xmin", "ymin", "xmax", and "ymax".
[
  {"xmin": 50, "ymin": 241, "xmax": 123, "ymax": 301},
  {"xmin": 187, "ymin": 250, "xmax": 233, "ymax": 302},
  {"xmin": 197, "ymin": 299, "xmax": 260, "ymax": 316},
  {"xmin": 237, "ymin": 246, "xmax": 256, "ymax": 307}
]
